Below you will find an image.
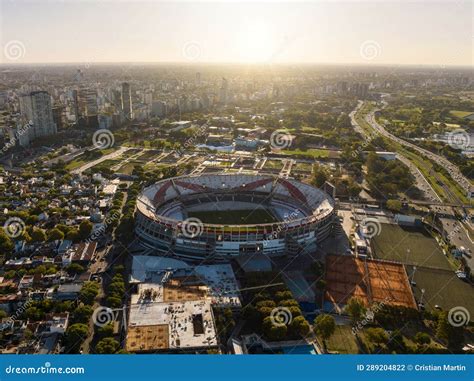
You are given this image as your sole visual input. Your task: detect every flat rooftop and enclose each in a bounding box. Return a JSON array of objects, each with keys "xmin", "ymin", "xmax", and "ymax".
[
  {"xmin": 324, "ymin": 255, "xmax": 417, "ymax": 312},
  {"xmin": 127, "ymin": 299, "xmax": 218, "ymax": 351},
  {"xmin": 131, "ymin": 256, "xmax": 241, "ymax": 308}
]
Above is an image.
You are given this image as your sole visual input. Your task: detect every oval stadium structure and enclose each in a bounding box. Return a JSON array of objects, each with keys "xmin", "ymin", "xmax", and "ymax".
[{"xmin": 135, "ymin": 173, "xmax": 335, "ymax": 261}]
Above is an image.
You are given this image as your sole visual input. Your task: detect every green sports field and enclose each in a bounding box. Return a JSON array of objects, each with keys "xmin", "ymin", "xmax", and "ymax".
[
  {"xmin": 371, "ymin": 223, "xmax": 451, "ymax": 270},
  {"xmin": 188, "ymin": 208, "xmax": 278, "ymax": 225},
  {"xmin": 408, "ymin": 266, "xmax": 474, "ymax": 320}
]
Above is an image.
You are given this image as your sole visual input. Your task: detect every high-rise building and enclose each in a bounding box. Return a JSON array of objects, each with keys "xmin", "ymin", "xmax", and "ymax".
[
  {"xmin": 19, "ymin": 91, "xmax": 57, "ymax": 144},
  {"xmin": 52, "ymin": 105, "xmax": 65, "ymax": 130},
  {"xmin": 121, "ymin": 82, "xmax": 133, "ymax": 119},
  {"xmin": 71, "ymin": 89, "xmax": 80, "ymax": 122},
  {"xmin": 219, "ymin": 78, "xmax": 228, "ymax": 104},
  {"xmin": 151, "ymin": 100, "xmax": 167, "ymax": 118}
]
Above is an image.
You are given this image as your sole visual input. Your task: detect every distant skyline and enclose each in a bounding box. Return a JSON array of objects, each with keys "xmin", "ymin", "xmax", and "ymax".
[{"xmin": 1, "ymin": 0, "xmax": 472, "ymax": 66}]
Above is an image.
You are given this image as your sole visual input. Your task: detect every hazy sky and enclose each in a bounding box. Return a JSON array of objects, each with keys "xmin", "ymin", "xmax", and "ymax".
[{"xmin": 0, "ymin": 0, "xmax": 472, "ymax": 66}]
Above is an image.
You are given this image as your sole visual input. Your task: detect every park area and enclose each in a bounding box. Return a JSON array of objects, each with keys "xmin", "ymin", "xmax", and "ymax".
[
  {"xmin": 326, "ymin": 325, "xmax": 359, "ymax": 354},
  {"xmin": 408, "ymin": 266, "xmax": 474, "ymax": 320},
  {"xmin": 371, "ymin": 223, "xmax": 452, "ymax": 270},
  {"xmin": 372, "ymin": 224, "xmax": 473, "ymax": 319}
]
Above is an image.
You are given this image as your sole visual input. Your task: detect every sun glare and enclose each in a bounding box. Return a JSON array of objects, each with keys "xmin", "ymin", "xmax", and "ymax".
[{"xmin": 237, "ymin": 21, "xmax": 278, "ymax": 63}]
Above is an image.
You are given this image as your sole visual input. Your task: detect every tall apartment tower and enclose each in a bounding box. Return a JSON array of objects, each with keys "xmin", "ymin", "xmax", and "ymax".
[
  {"xmin": 121, "ymin": 82, "xmax": 133, "ymax": 119},
  {"xmin": 19, "ymin": 91, "xmax": 57, "ymax": 144}
]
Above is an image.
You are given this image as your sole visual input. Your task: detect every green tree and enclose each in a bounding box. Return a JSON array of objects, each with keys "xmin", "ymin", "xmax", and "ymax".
[
  {"xmin": 66, "ymin": 229, "xmax": 80, "ymax": 242},
  {"xmin": 313, "ymin": 314, "xmax": 336, "ymax": 348},
  {"xmin": 365, "ymin": 328, "xmax": 389, "ymax": 345},
  {"xmin": 73, "ymin": 305, "xmax": 93, "ymax": 324},
  {"xmin": 0, "ymin": 230, "xmax": 14, "ymax": 253},
  {"xmin": 65, "ymin": 323, "xmax": 89, "ymax": 353},
  {"xmin": 262, "ymin": 316, "xmax": 288, "ymax": 341},
  {"xmin": 65, "ymin": 263, "xmax": 85, "ymax": 275},
  {"xmin": 414, "ymin": 332, "xmax": 431, "ymax": 346},
  {"xmin": 30, "ymin": 228, "xmax": 47, "ymax": 242},
  {"xmin": 79, "ymin": 282, "xmax": 100, "ymax": 305},
  {"xmin": 345, "ymin": 297, "xmax": 366, "ymax": 323},
  {"xmin": 95, "ymin": 337, "xmax": 120, "ymax": 354},
  {"xmin": 96, "ymin": 323, "xmax": 114, "ymax": 339},
  {"xmin": 312, "ymin": 164, "xmax": 328, "ymax": 187},
  {"xmin": 79, "ymin": 220, "xmax": 93, "ymax": 240},
  {"xmin": 386, "ymin": 199, "xmax": 402, "ymax": 212},
  {"xmin": 47, "ymin": 228, "xmax": 65, "ymax": 241},
  {"xmin": 289, "ymin": 315, "xmax": 310, "ymax": 337}
]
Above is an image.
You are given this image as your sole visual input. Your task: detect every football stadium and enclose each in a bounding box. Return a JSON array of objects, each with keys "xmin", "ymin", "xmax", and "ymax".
[{"xmin": 135, "ymin": 173, "xmax": 335, "ymax": 260}]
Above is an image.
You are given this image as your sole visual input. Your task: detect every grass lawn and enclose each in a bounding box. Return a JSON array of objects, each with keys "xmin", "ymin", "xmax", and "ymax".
[
  {"xmin": 371, "ymin": 224, "xmax": 451, "ymax": 271},
  {"xmin": 264, "ymin": 160, "xmax": 284, "ymax": 169},
  {"xmin": 117, "ymin": 162, "xmax": 136, "ymax": 175},
  {"xmin": 281, "ymin": 148, "xmax": 330, "ymax": 159},
  {"xmin": 450, "ymin": 110, "xmax": 473, "ymax": 118},
  {"xmin": 408, "ymin": 266, "xmax": 474, "ymax": 319},
  {"xmin": 188, "ymin": 208, "xmax": 278, "ymax": 225},
  {"xmin": 64, "ymin": 148, "xmax": 117, "ymax": 170},
  {"xmin": 326, "ymin": 325, "xmax": 359, "ymax": 354},
  {"xmin": 294, "ymin": 162, "xmax": 314, "ymax": 172},
  {"xmin": 135, "ymin": 150, "xmax": 161, "ymax": 161}
]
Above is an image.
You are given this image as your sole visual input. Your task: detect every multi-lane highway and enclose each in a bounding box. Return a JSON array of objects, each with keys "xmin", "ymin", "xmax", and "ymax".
[
  {"xmin": 351, "ymin": 101, "xmax": 474, "ymax": 269},
  {"xmin": 365, "ymin": 102, "xmax": 472, "ymax": 200}
]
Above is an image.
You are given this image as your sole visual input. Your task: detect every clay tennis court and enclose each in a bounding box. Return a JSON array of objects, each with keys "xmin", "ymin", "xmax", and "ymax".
[{"xmin": 324, "ymin": 255, "xmax": 417, "ymax": 312}]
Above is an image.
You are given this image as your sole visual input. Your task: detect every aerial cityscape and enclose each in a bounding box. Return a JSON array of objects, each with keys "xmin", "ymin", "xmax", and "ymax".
[{"xmin": 0, "ymin": 0, "xmax": 472, "ymax": 364}]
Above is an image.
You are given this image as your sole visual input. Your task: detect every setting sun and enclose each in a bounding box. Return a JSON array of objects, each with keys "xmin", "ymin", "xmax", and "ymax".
[{"xmin": 236, "ymin": 20, "xmax": 278, "ymax": 63}]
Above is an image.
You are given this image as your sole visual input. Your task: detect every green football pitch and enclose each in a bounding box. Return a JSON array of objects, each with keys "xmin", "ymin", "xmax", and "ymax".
[{"xmin": 188, "ymin": 208, "xmax": 278, "ymax": 225}]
